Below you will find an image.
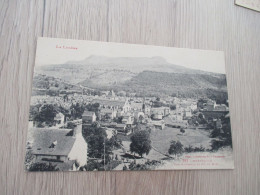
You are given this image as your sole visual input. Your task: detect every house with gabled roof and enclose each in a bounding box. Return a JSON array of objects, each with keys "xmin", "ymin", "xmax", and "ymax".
[
  {"xmin": 92, "ymin": 98, "xmax": 131, "ymax": 113},
  {"xmin": 100, "ymin": 108, "xmax": 117, "ymax": 120},
  {"xmin": 29, "ymin": 127, "xmax": 87, "ymax": 171},
  {"xmin": 82, "ymin": 111, "xmax": 96, "ymax": 124}
]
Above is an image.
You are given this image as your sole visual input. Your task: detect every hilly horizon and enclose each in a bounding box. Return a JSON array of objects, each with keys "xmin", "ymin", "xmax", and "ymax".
[
  {"xmin": 36, "ymin": 55, "xmax": 224, "ymax": 82},
  {"xmin": 34, "ymin": 55, "xmax": 227, "ymax": 99}
]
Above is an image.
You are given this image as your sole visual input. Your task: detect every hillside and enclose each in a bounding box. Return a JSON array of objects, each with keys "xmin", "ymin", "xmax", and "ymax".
[
  {"xmin": 35, "ymin": 56, "xmax": 228, "ymax": 99},
  {"xmin": 32, "ymin": 74, "xmax": 82, "ymax": 93},
  {"xmin": 35, "ymin": 56, "xmax": 218, "ymax": 85},
  {"xmin": 124, "ymin": 71, "xmax": 226, "ymax": 88},
  {"xmin": 105, "ymin": 71, "xmax": 228, "ymax": 99}
]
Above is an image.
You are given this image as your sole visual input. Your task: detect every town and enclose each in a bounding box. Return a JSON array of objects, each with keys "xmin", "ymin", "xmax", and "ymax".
[{"xmin": 25, "ymin": 85, "xmax": 232, "ymax": 171}]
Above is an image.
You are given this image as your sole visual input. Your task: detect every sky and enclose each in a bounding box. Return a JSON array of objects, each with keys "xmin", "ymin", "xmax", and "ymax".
[{"xmin": 35, "ymin": 37, "xmax": 226, "ymax": 74}]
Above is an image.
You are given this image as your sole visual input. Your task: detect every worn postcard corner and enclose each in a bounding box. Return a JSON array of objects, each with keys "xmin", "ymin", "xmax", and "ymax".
[{"xmin": 235, "ymin": 0, "xmax": 260, "ymax": 12}]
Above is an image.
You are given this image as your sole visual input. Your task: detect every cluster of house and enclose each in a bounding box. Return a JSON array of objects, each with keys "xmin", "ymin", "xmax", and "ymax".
[
  {"xmin": 27, "ymin": 90, "xmax": 231, "ymax": 171},
  {"xmin": 30, "ymin": 95, "xmax": 92, "ymax": 110},
  {"xmin": 31, "ymin": 91, "xmax": 230, "ymax": 133},
  {"xmin": 194, "ymin": 99, "xmax": 229, "ymax": 129},
  {"xmin": 80, "ymin": 96, "xmax": 200, "ymax": 133},
  {"xmin": 198, "ymin": 99, "xmax": 229, "ymax": 112}
]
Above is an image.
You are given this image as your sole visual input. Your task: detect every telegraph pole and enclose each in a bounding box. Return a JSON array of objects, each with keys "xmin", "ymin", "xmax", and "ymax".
[{"xmin": 104, "ymin": 137, "xmax": 106, "ymax": 169}]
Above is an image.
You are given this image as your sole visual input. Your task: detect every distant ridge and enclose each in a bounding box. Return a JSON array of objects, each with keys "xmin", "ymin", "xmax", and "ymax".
[
  {"xmin": 35, "ymin": 55, "xmax": 227, "ymax": 99},
  {"xmin": 64, "ymin": 55, "xmax": 217, "ymax": 75}
]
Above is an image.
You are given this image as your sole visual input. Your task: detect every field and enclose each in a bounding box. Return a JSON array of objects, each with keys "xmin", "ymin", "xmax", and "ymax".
[
  {"xmin": 147, "ymin": 126, "xmax": 213, "ymax": 160},
  {"xmin": 117, "ymin": 126, "xmax": 214, "ymax": 161}
]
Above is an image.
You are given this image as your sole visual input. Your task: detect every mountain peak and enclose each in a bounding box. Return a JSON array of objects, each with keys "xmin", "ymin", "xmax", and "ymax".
[{"xmin": 66, "ymin": 55, "xmax": 169, "ymax": 66}]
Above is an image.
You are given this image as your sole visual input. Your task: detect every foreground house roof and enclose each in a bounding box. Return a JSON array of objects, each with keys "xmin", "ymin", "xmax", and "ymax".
[{"xmin": 31, "ymin": 128, "xmax": 75, "ymax": 156}]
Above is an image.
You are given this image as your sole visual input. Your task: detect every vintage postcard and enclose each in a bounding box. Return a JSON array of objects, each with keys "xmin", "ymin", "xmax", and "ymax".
[{"xmin": 25, "ymin": 37, "xmax": 234, "ymax": 171}]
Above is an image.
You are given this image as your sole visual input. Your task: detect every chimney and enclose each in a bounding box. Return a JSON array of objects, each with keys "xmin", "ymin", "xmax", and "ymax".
[{"xmin": 49, "ymin": 140, "xmax": 57, "ymax": 148}]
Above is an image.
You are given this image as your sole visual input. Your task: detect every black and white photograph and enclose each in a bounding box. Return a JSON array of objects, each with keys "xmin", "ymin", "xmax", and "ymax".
[{"xmin": 25, "ymin": 37, "xmax": 234, "ymax": 171}]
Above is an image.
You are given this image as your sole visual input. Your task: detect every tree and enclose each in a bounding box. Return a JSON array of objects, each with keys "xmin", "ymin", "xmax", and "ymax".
[
  {"xmin": 114, "ymin": 116, "xmax": 123, "ymax": 123},
  {"xmin": 118, "ymin": 116, "xmax": 123, "ymax": 123},
  {"xmin": 86, "ymin": 103, "xmax": 100, "ymax": 120},
  {"xmin": 25, "ymin": 150, "xmax": 35, "ymax": 170},
  {"xmin": 184, "ymin": 145, "xmax": 193, "ymax": 153},
  {"xmin": 67, "ymin": 121, "xmax": 77, "ymax": 129},
  {"xmin": 197, "ymin": 98, "xmax": 208, "ymax": 109},
  {"xmin": 197, "ymin": 113, "xmax": 207, "ymax": 124},
  {"xmin": 210, "ymin": 116, "xmax": 232, "ymax": 151},
  {"xmin": 130, "ymin": 130, "xmax": 151, "ymax": 157},
  {"xmin": 83, "ymin": 124, "xmax": 112, "ymax": 163},
  {"xmin": 168, "ymin": 141, "xmax": 183, "ymax": 157},
  {"xmin": 86, "ymin": 103, "xmax": 100, "ymax": 112},
  {"xmin": 70, "ymin": 102, "xmax": 85, "ymax": 119},
  {"xmin": 139, "ymin": 115, "xmax": 144, "ymax": 123},
  {"xmin": 104, "ymin": 113, "xmax": 111, "ymax": 120},
  {"xmin": 29, "ymin": 104, "xmax": 41, "ymax": 120},
  {"xmin": 170, "ymin": 104, "xmax": 176, "ymax": 110},
  {"xmin": 133, "ymin": 124, "xmax": 151, "ymax": 133},
  {"xmin": 106, "ymin": 134, "xmax": 122, "ymax": 149},
  {"xmin": 142, "ymin": 103, "xmax": 145, "ymax": 111},
  {"xmin": 34, "ymin": 104, "xmax": 59, "ymax": 126},
  {"xmin": 63, "ymin": 94, "xmax": 68, "ymax": 101}
]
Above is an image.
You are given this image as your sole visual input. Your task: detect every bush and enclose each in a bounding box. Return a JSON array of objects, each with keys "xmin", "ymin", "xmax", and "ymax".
[
  {"xmin": 184, "ymin": 145, "xmax": 193, "ymax": 153},
  {"xmin": 211, "ymin": 140, "xmax": 225, "ymax": 151},
  {"xmin": 128, "ymin": 162, "xmax": 149, "ymax": 171},
  {"xmin": 67, "ymin": 121, "xmax": 77, "ymax": 129},
  {"xmin": 128, "ymin": 160, "xmax": 161, "ymax": 171},
  {"xmin": 123, "ymin": 165, "xmax": 128, "ymax": 171},
  {"xmin": 209, "ymin": 118, "xmax": 232, "ymax": 151},
  {"xmin": 29, "ymin": 162, "xmax": 58, "ymax": 171},
  {"xmin": 193, "ymin": 145, "xmax": 205, "ymax": 152},
  {"xmin": 168, "ymin": 141, "xmax": 183, "ymax": 156},
  {"xmin": 24, "ymin": 150, "xmax": 35, "ymax": 170},
  {"xmin": 145, "ymin": 160, "xmax": 161, "ymax": 166},
  {"xmin": 184, "ymin": 145, "xmax": 205, "ymax": 153},
  {"xmin": 104, "ymin": 160, "xmax": 121, "ymax": 170},
  {"xmin": 211, "ymin": 138, "xmax": 232, "ymax": 151},
  {"xmin": 84, "ymin": 160, "xmax": 103, "ymax": 171}
]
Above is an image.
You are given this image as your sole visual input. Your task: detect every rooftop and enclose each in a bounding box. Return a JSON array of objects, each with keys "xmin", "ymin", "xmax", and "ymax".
[
  {"xmin": 131, "ymin": 102, "xmax": 143, "ymax": 109},
  {"xmin": 31, "ymin": 128, "xmax": 76, "ymax": 156},
  {"xmin": 115, "ymin": 124, "xmax": 126, "ymax": 128},
  {"xmin": 100, "ymin": 108, "xmax": 114, "ymax": 114},
  {"xmin": 92, "ymin": 98, "xmax": 126, "ymax": 107},
  {"xmin": 82, "ymin": 111, "xmax": 95, "ymax": 117}
]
